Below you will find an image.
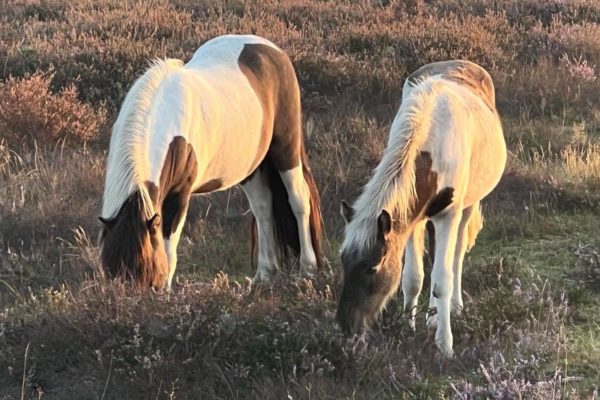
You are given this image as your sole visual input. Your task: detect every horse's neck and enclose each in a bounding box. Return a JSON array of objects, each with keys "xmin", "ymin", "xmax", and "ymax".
[
  {"xmin": 355, "ymin": 152, "xmax": 415, "ymax": 224},
  {"xmin": 346, "ymin": 86, "xmax": 439, "ymax": 249}
]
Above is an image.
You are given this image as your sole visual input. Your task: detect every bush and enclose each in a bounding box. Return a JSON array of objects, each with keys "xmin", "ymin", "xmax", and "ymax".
[{"xmin": 0, "ymin": 72, "xmax": 107, "ymax": 148}]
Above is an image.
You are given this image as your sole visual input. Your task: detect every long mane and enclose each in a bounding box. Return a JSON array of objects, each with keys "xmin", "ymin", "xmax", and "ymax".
[
  {"xmin": 101, "ymin": 58, "xmax": 184, "ymax": 220},
  {"xmin": 342, "ymin": 79, "xmax": 440, "ymax": 251}
]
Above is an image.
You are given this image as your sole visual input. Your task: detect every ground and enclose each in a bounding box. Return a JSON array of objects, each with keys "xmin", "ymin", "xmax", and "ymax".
[{"xmin": 1, "ymin": 0, "xmax": 599, "ymax": 399}]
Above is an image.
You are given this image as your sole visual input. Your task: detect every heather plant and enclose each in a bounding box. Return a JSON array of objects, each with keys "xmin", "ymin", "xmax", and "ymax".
[{"xmin": 0, "ymin": 72, "xmax": 107, "ymax": 148}]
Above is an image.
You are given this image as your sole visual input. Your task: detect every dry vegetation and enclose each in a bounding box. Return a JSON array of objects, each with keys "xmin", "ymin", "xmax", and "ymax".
[{"xmin": 1, "ymin": 0, "xmax": 600, "ymax": 398}]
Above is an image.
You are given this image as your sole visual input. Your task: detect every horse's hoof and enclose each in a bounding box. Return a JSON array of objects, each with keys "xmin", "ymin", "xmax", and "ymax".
[
  {"xmin": 251, "ymin": 275, "xmax": 271, "ymax": 286},
  {"xmin": 436, "ymin": 345, "xmax": 455, "ymax": 359},
  {"xmin": 299, "ymin": 264, "xmax": 316, "ymax": 278},
  {"xmin": 451, "ymin": 299, "xmax": 464, "ymax": 315},
  {"xmin": 252, "ymin": 268, "xmax": 273, "ymax": 285}
]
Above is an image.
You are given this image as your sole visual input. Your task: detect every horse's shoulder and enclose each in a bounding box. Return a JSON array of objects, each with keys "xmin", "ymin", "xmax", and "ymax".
[{"xmin": 406, "ymin": 61, "xmax": 496, "ymax": 110}]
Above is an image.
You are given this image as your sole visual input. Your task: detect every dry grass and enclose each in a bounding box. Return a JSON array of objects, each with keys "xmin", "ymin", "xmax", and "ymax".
[
  {"xmin": 0, "ymin": 250, "xmax": 575, "ymax": 399},
  {"xmin": 1, "ymin": 0, "xmax": 600, "ymax": 398}
]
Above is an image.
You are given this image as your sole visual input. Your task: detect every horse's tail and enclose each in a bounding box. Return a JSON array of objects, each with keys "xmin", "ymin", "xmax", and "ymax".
[
  {"xmin": 300, "ymin": 145, "xmax": 323, "ymax": 268},
  {"xmin": 250, "ymin": 145, "xmax": 323, "ymax": 272},
  {"xmin": 466, "ymin": 203, "xmax": 484, "ymax": 252}
]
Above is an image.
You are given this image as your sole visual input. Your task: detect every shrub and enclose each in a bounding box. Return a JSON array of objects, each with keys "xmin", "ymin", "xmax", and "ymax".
[{"xmin": 0, "ymin": 72, "xmax": 107, "ymax": 148}]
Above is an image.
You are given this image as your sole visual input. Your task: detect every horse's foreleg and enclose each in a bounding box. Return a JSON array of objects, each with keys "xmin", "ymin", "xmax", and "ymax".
[
  {"xmin": 402, "ymin": 219, "xmax": 427, "ymax": 330},
  {"xmin": 242, "ymin": 169, "xmax": 279, "ymax": 283},
  {"xmin": 162, "ymin": 192, "xmax": 191, "ymax": 291},
  {"xmin": 428, "ymin": 206, "xmax": 462, "ymax": 357},
  {"xmin": 165, "ymin": 212, "xmax": 187, "ymax": 290},
  {"xmin": 451, "ymin": 204, "xmax": 476, "ymax": 312},
  {"xmin": 279, "ymin": 164, "xmax": 317, "ymax": 274}
]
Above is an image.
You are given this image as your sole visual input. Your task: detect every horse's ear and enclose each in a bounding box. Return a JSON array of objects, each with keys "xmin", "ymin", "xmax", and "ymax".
[
  {"xmin": 340, "ymin": 200, "xmax": 354, "ymax": 224},
  {"xmin": 147, "ymin": 214, "xmax": 161, "ymax": 235},
  {"xmin": 377, "ymin": 210, "xmax": 392, "ymax": 239},
  {"xmin": 98, "ymin": 216, "xmax": 116, "ymax": 229}
]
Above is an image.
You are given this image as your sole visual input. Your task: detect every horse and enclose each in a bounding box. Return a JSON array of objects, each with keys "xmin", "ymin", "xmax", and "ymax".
[
  {"xmin": 336, "ymin": 60, "xmax": 506, "ymax": 356},
  {"xmin": 98, "ymin": 35, "xmax": 322, "ymax": 290}
]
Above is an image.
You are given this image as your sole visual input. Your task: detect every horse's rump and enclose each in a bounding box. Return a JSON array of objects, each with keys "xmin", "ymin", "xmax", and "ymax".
[
  {"xmin": 406, "ymin": 60, "xmax": 496, "ymax": 111},
  {"xmin": 240, "ymin": 43, "xmax": 323, "ymax": 271}
]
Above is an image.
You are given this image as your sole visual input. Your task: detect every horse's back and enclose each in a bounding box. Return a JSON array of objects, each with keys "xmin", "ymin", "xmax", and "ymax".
[
  {"xmin": 187, "ymin": 35, "xmax": 281, "ymax": 70},
  {"xmin": 149, "ymin": 36, "xmax": 275, "ymax": 191},
  {"xmin": 191, "ymin": 34, "xmax": 304, "ymax": 172},
  {"xmin": 404, "ymin": 60, "xmax": 496, "ymax": 112},
  {"xmin": 166, "ymin": 34, "xmax": 302, "ymax": 191}
]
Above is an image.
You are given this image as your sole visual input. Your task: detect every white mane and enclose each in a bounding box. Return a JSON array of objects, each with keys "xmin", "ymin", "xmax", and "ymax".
[
  {"xmin": 342, "ymin": 77, "xmax": 442, "ymax": 251},
  {"xmin": 101, "ymin": 58, "xmax": 184, "ymax": 220}
]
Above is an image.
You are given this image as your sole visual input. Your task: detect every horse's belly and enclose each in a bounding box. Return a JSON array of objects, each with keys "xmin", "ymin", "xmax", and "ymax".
[
  {"xmin": 193, "ymin": 114, "xmax": 268, "ymax": 192},
  {"xmin": 463, "ymin": 123, "xmax": 506, "ymax": 206},
  {"xmin": 188, "ymin": 70, "xmax": 270, "ymax": 193},
  {"xmin": 426, "ymin": 112, "xmax": 506, "ymax": 208}
]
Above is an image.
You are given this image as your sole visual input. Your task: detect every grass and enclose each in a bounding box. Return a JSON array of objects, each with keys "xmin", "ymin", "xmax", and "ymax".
[{"xmin": 1, "ymin": 0, "xmax": 600, "ymax": 398}]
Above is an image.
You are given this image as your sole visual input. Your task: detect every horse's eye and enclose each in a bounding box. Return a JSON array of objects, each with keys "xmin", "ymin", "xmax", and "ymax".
[{"xmin": 366, "ymin": 265, "xmax": 378, "ymax": 274}]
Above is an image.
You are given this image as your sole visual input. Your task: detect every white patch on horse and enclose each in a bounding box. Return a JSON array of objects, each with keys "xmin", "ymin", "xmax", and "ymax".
[
  {"xmin": 241, "ymin": 169, "xmax": 279, "ymax": 282},
  {"xmin": 101, "ymin": 59, "xmax": 183, "ymax": 220},
  {"xmin": 280, "ymin": 164, "xmax": 318, "ymax": 272}
]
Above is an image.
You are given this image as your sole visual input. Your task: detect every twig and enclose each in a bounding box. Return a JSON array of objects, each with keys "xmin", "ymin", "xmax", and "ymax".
[
  {"xmin": 154, "ymin": 381, "xmax": 163, "ymax": 400},
  {"xmin": 21, "ymin": 343, "xmax": 30, "ymax": 400},
  {"xmin": 0, "ymin": 278, "xmax": 21, "ymax": 300},
  {"xmin": 100, "ymin": 351, "xmax": 114, "ymax": 400}
]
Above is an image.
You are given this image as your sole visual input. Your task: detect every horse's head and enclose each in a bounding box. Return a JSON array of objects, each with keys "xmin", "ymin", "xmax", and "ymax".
[
  {"xmin": 336, "ymin": 201, "xmax": 404, "ymax": 335},
  {"xmin": 99, "ymin": 192, "xmax": 169, "ymax": 290}
]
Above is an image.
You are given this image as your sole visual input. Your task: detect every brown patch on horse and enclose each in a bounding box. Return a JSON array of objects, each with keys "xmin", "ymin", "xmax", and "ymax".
[
  {"xmin": 194, "ymin": 178, "xmax": 223, "ymax": 194},
  {"xmin": 411, "ymin": 151, "xmax": 454, "ymax": 218},
  {"xmin": 238, "ymin": 43, "xmax": 301, "ymax": 172},
  {"xmin": 406, "ymin": 60, "xmax": 496, "ymax": 111},
  {"xmin": 425, "ymin": 187, "xmax": 454, "ymax": 217},
  {"xmin": 151, "ymin": 136, "xmax": 198, "ymax": 239},
  {"xmin": 238, "ymin": 43, "xmax": 323, "ymax": 269},
  {"xmin": 99, "ymin": 191, "xmax": 168, "ymax": 289},
  {"xmin": 412, "ymin": 151, "xmax": 438, "ymax": 215}
]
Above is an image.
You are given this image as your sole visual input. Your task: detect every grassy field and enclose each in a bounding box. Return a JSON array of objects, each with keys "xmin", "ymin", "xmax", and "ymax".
[{"xmin": 1, "ymin": 0, "xmax": 600, "ymax": 398}]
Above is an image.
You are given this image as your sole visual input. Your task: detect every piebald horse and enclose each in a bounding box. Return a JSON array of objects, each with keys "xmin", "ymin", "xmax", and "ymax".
[
  {"xmin": 99, "ymin": 35, "xmax": 322, "ymax": 289},
  {"xmin": 337, "ymin": 60, "xmax": 506, "ymax": 356}
]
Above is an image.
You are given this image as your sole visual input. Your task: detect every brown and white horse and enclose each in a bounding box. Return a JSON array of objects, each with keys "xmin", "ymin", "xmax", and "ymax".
[
  {"xmin": 337, "ymin": 60, "xmax": 506, "ymax": 356},
  {"xmin": 99, "ymin": 35, "xmax": 322, "ymax": 290}
]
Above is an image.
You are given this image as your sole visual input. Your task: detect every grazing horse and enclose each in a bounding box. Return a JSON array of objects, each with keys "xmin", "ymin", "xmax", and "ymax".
[
  {"xmin": 99, "ymin": 35, "xmax": 322, "ymax": 289},
  {"xmin": 337, "ymin": 60, "xmax": 506, "ymax": 356}
]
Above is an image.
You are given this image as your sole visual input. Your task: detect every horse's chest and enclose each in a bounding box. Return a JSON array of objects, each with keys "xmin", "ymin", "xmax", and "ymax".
[{"xmin": 151, "ymin": 136, "xmax": 198, "ymax": 202}]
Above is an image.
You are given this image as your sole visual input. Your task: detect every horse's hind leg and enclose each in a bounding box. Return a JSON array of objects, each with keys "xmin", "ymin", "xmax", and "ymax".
[
  {"xmin": 279, "ymin": 164, "xmax": 318, "ymax": 273},
  {"xmin": 241, "ymin": 168, "xmax": 279, "ymax": 283},
  {"xmin": 402, "ymin": 219, "xmax": 427, "ymax": 329}
]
